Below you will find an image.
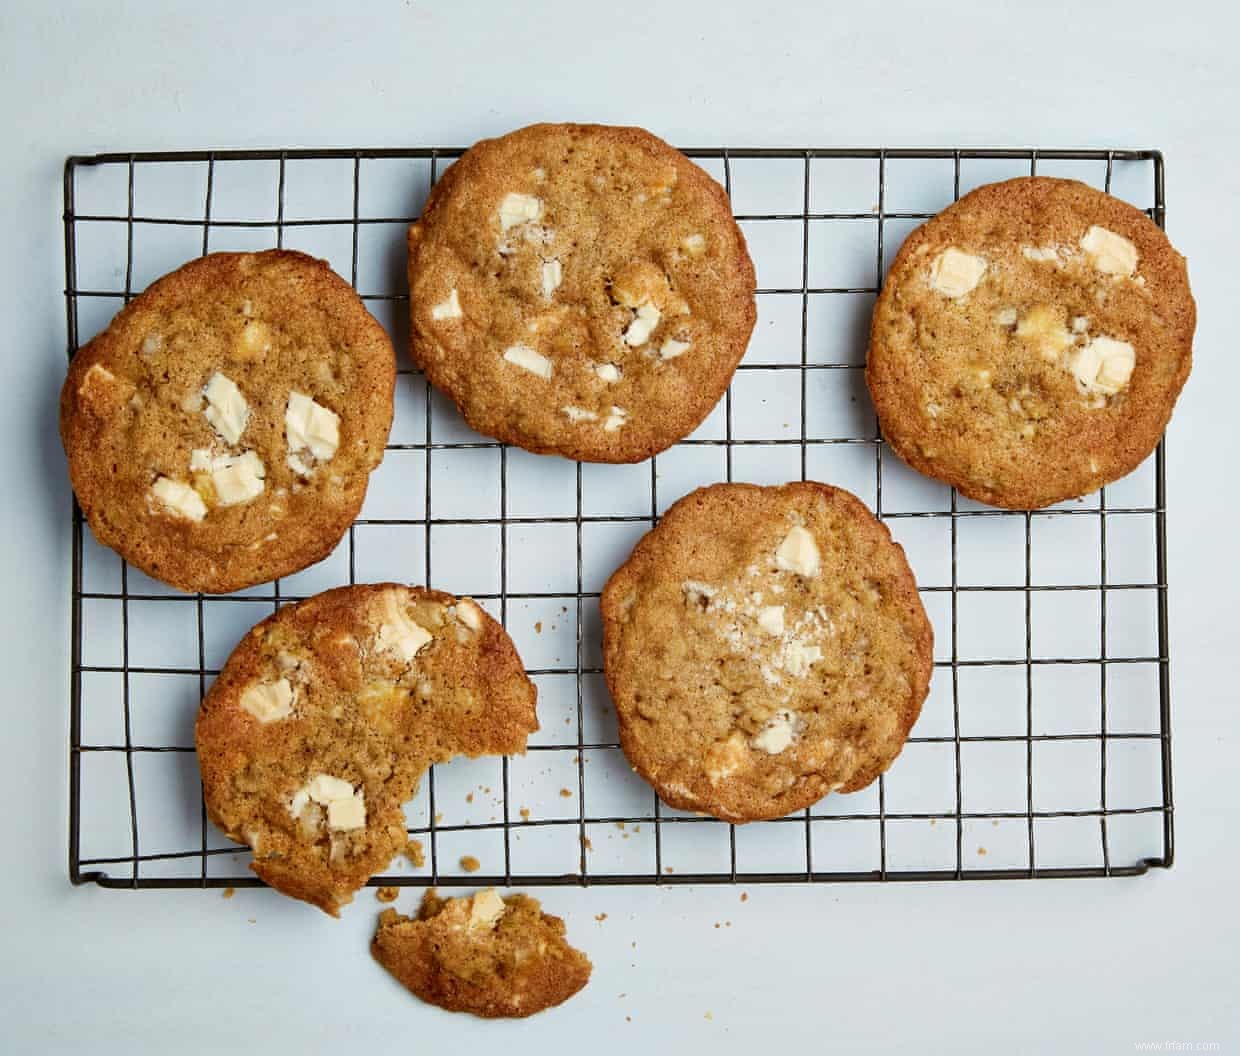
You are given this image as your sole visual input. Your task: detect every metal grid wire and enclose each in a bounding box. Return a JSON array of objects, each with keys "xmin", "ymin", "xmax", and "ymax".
[{"xmin": 64, "ymin": 146, "xmax": 1174, "ymax": 891}]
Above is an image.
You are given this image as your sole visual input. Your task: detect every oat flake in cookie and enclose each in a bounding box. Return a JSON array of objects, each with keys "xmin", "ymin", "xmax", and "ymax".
[
  {"xmin": 373, "ymin": 889, "xmax": 592, "ymax": 1018},
  {"xmin": 867, "ymin": 177, "xmax": 1195, "ymax": 509},
  {"xmin": 60, "ymin": 251, "xmax": 395, "ymax": 593},
  {"xmin": 601, "ymin": 482, "xmax": 933, "ymax": 823},
  {"xmin": 407, "ymin": 123, "xmax": 756, "ymax": 463},
  {"xmin": 195, "ymin": 585, "xmax": 538, "ymax": 916}
]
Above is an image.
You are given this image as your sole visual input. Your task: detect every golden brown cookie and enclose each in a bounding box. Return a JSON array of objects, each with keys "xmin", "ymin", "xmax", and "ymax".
[
  {"xmin": 601, "ymin": 482, "xmax": 932, "ymax": 823},
  {"xmin": 867, "ymin": 177, "xmax": 1194, "ymax": 509},
  {"xmin": 372, "ymin": 889, "xmax": 592, "ymax": 1018},
  {"xmin": 407, "ymin": 123, "xmax": 756, "ymax": 463},
  {"xmin": 60, "ymin": 250, "xmax": 395, "ymax": 593},
  {"xmin": 195, "ymin": 585, "xmax": 537, "ymax": 916}
]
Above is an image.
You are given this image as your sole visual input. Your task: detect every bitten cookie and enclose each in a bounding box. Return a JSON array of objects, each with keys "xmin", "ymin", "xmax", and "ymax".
[
  {"xmin": 407, "ymin": 123, "xmax": 756, "ymax": 463},
  {"xmin": 372, "ymin": 889, "xmax": 592, "ymax": 1018},
  {"xmin": 867, "ymin": 177, "xmax": 1195, "ymax": 509},
  {"xmin": 60, "ymin": 250, "xmax": 395, "ymax": 593},
  {"xmin": 601, "ymin": 482, "xmax": 933, "ymax": 823},
  {"xmin": 195, "ymin": 585, "xmax": 538, "ymax": 916}
]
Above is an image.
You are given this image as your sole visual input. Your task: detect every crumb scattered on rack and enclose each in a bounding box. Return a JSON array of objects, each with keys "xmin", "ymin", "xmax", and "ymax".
[
  {"xmin": 520, "ymin": 807, "xmax": 531, "ymax": 820},
  {"xmin": 581, "ymin": 836, "xmax": 593, "ymax": 852},
  {"xmin": 222, "ymin": 887, "xmax": 235, "ymax": 900},
  {"xmin": 705, "ymin": 1011, "xmax": 714, "ymax": 1021},
  {"xmin": 405, "ymin": 839, "xmax": 425, "ymax": 868},
  {"xmin": 247, "ymin": 918, "xmax": 256, "ymax": 925},
  {"xmin": 665, "ymin": 866, "xmax": 674, "ymax": 874},
  {"xmin": 740, "ymin": 892, "xmax": 748, "ymax": 902},
  {"xmin": 376, "ymin": 886, "xmax": 400, "ymax": 903},
  {"xmin": 535, "ymin": 621, "xmax": 543, "ymax": 634},
  {"xmin": 434, "ymin": 812, "xmax": 444, "ymax": 824},
  {"xmin": 460, "ymin": 855, "xmax": 481, "ymax": 872},
  {"xmin": 977, "ymin": 847, "xmax": 988, "ymax": 856},
  {"xmin": 595, "ymin": 912, "xmax": 607, "ymax": 922},
  {"xmin": 560, "ymin": 787, "xmax": 573, "ymax": 798},
  {"xmin": 466, "ymin": 792, "xmax": 474, "ymax": 803}
]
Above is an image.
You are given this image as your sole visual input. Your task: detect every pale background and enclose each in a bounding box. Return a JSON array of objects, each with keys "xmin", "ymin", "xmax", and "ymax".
[{"xmin": 2, "ymin": 1, "xmax": 1237, "ymax": 1052}]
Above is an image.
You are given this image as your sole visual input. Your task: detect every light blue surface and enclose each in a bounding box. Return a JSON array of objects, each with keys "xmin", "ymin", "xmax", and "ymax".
[{"xmin": 2, "ymin": 1, "xmax": 1237, "ymax": 1051}]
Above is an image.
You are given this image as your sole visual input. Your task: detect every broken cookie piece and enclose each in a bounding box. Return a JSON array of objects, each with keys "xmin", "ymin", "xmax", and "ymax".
[
  {"xmin": 196, "ymin": 584, "xmax": 538, "ymax": 916},
  {"xmin": 372, "ymin": 889, "xmax": 592, "ymax": 1018}
]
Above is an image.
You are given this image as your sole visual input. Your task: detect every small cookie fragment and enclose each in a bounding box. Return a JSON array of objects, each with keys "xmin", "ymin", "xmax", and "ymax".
[
  {"xmin": 867, "ymin": 177, "xmax": 1195, "ymax": 509},
  {"xmin": 372, "ymin": 889, "xmax": 592, "ymax": 1018},
  {"xmin": 196, "ymin": 584, "xmax": 537, "ymax": 916},
  {"xmin": 601, "ymin": 482, "xmax": 932, "ymax": 823},
  {"xmin": 407, "ymin": 123, "xmax": 756, "ymax": 463}
]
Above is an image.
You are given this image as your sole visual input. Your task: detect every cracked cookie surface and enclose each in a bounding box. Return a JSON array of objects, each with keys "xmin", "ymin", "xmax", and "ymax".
[
  {"xmin": 196, "ymin": 584, "xmax": 537, "ymax": 915},
  {"xmin": 601, "ymin": 482, "xmax": 932, "ymax": 823},
  {"xmin": 373, "ymin": 889, "xmax": 591, "ymax": 1018},
  {"xmin": 60, "ymin": 250, "xmax": 395, "ymax": 593},
  {"xmin": 867, "ymin": 177, "xmax": 1194, "ymax": 509},
  {"xmin": 407, "ymin": 123, "xmax": 756, "ymax": 463}
]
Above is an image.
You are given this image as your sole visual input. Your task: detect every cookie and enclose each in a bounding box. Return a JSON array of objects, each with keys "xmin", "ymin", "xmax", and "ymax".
[
  {"xmin": 601, "ymin": 482, "xmax": 932, "ymax": 823},
  {"xmin": 195, "ymin": 584, "xmax": 538, "ymax": 915},
  {"xmin": 407, "ymin": 123, "xmax": 756, "ymax": 463},
  {"xmin": 60, "ymin": 250, "xmax": 395, "ymax": 593},
  {"xmin": 867, "ymin": 177, "xmax": 1194, "ymax": 509},
  {"xmin": 372, "ymin": 889, "xmax": 592, "ymax": 1018}
]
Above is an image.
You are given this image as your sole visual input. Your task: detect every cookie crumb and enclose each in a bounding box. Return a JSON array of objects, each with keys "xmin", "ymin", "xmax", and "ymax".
[
  {"xmin": 595, "ymin": 912, "xmax": 608, "ymax": 922},
  {"xmin": 581, "ymin": 836, "xmax": 593, "ymax": 852},
  {"xmin": 376, "ymin": 886, "xmax": 400, "ymax": 903},
  {"xmin": 560, "ymin": 788, "xmax": 573, "ymax": 798},
  {"xmin": 405, "ymin": 839, "xmax": 426, "ymax": 868},
  {"xmin": 740, "ymin": 892, "xmax": 748, "ymax": 902},
  {"xmin": 977, "ymin": 846, "xmax": 988, "ymax": 856},
  {"xmin": 664, "ymin": 866, "xmax": 674, "ymax": 874},
  {"xmin": 535, "ymin": 621, "xmax": 543, "ymax": 634},
  {"xmin": 460, "ymin": 855, "xmax": 481, "ymax": 873},
  {"xmin": 222, "ymin": 887, "xmax": 235, "ymax": 900},
  {"xmin": 705, "ymin": 1011, "xmax": 714, "ymax": 1021},
  {"xmin": 434, "ymin": 812, "xmax": 444, "ymax": 824},
  {"xmin": 519, "ymin": 807, "xmax": 531, "ymax": 820},
  {"xmin": 466, "ymin": 792, "xmax": 474, "ymax": 803}
]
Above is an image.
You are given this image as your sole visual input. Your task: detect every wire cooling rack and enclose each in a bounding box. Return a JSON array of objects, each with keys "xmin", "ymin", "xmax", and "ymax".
[{"xmin": 64, "ymin": 146, "xmax": 1174, "ymax": 892}]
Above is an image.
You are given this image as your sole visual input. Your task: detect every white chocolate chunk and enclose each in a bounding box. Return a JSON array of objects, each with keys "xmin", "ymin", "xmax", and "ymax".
[
  {"xmin": 211, "ymin": 451, "xmax": 266, "ymax": 506},
  {"xmin": 1069, "ymin": 336, "xmax": 1136, "ymax": 396},
  {"xmin": 499, "ymin": 192, "xmax": 544, "ymax": 231},
  {"xmin": 374, "ymin": 589, "xmax": 434, "ymax": 662},
  {"xmin": 540, "ymin": 258, "xmax": 562, "ymax": 297},
  {"xmin": 563, "ymin": 406, "xmax": 598, "ymax": 423},
  {"xmin": 202, "ymin": 372, "xmax": 250, "ymax": 444},
  {"xmin": 81, "ymin": 363, "xmax": 116, "ymax": 392},
  {"xmin": 929, "ymin": 248, "xmax": 987, "ymax": 298},
  {"xmin": 683, "ymin": 580, "xmax": 717, "ymax": 606},
  {"xmin": 623, "ymin": 302, "xmax": 661, "ymax": 347},
  {"xmin": 285, "ymin": 391, "xmax": 341, "ymax": 475},
  {"xmin": 140, "ymin": 333, "xmax": 163, "ymax": 357},
  {"xmin": 453, "ymin": 599, "xmax": 483, "ymax": 631},
  {"xmin": 779, "ymin": 641, "xmax": 822, "ymax": 677},
  {"xmin": 289, "ymin": 775, "xmax": 366, "ymax": 832},
  {"xmin": 431, "ymin": 288, "xmax": 462, "ymax": 320},
  {"xmin": 1016, "ymin": 305, "xmax": 1075, "ymax": 361},
  {"xmin": 603, "ymin": 406, "xmax": 628, "ymax": 432},
  {"xmin": 705, "ymin": 732, "xmax": 748, "ymax": 782},
  {"xmin": 775, "ymin": 525, "xmax": 820, "ymax": 577},
  {"xmin": 659, "ymin": 338, "xmax": 691, "ymax": 361},
  {"xmin": 682, "ymin": 233, "xmax": 706, "ymax": 256},
  {"xmin": 326, "ymin": 794, "xmax": 366, "ymax": 831},
  {"xmin": 503, "ymin": 344, "xmax": 553, "ymax": 379},
  {"xmin": 595, "ymin": 362, "xmax": 621, "ymax": 382},
  {"xmin": 756, "ymin": 605, "xmax": 785, "ymax": 636},
  {"xmin": 1080, "ymin": 226, "xmax": 1138, "ymax": 277},
  {"xmin": 752, "ymin": 709, "xmax": 798, "ymax": 754},
  {"xmin": 1022, "ymin": 245, "xmax": 1062, "ymax": 263},
  {"xmin": 149, "ymin": 477, "xmax": 206, "ymax": 522},
  {"xmin": 996, "ymin": 307, "xmax": 1018, "ymax": 327},
  {"xmin": 188, "ymin": 448, "xmax": 213, "ymax": 473},
  {"xmin": 1072, "ymin": 316, "xmax": 1090, "ymax": 333},
  {"xmin": 470, "ymin": 888, "xmax": 507, "ymax": 929},
  {"xmin": 239, "ymin": 678, "xmax": 294, "ymax": 723}
]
